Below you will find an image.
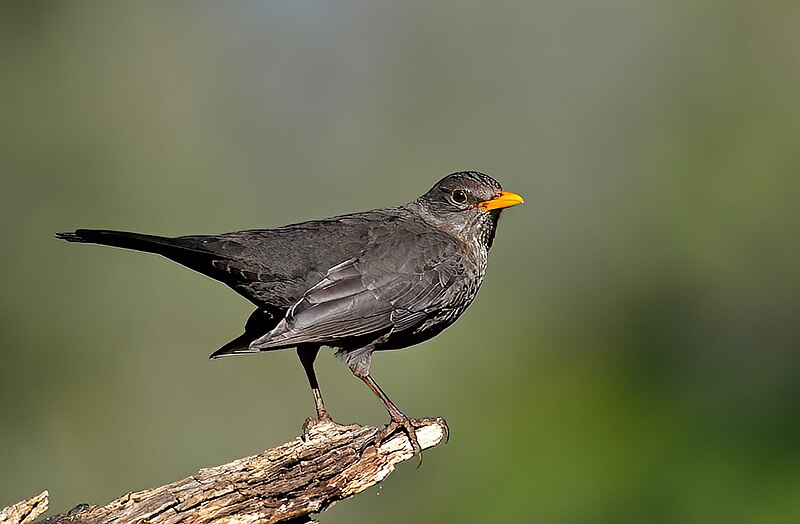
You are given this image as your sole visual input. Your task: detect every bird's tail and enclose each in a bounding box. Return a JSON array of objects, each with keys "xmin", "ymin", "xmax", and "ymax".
[
  {"xmin": 55, "ymin": 229, "xmax": 214, "ymax": 268},
  {"xmin": 58, "ymin": 229, "xmax": 174, "ymax": 252}
]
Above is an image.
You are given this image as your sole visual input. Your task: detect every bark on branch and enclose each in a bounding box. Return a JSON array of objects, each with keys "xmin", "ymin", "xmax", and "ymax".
[{"xmin": 2, "ymin": 418, "xmax": 448, "ymax": 524}]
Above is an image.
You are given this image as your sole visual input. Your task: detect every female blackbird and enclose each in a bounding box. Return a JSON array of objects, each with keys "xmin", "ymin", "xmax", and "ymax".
[{"xmin": 57, "ymin": 171, "xmax": 523, "ymax": 453}]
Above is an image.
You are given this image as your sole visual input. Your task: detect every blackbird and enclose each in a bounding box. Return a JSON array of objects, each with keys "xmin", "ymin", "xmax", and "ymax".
[{"xmin": 57, "ymin": 171, "xmax": 523, "ymax": 452}]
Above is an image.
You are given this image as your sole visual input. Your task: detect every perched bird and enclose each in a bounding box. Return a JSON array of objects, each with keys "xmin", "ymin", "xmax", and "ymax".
[{"xmin": 57, "ymin": 171, "xmax": 523, "ymax": 452}]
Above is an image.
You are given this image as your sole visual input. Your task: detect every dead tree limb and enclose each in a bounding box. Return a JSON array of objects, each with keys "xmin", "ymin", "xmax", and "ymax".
[
  {"xmin": 1, "ymin": 491, "xmax": 48, "ymax": 524},
  {"xmin": 2, "ymin": 418, "xmax": 447, "ymax": 524}
]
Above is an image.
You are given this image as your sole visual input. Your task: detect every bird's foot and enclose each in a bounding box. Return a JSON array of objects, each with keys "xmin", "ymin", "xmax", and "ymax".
[
  {"xmin": 362, "ymin": 416, "xmax": 449, "ymax": 467},
  {"xmin": 388, "ymin": 416, "xmax": 423, "ymax": 460}
]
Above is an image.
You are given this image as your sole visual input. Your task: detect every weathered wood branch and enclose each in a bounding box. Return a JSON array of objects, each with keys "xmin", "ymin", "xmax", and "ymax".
[
  {"xmin": 2, "ymin": 418, "xmax": 447, "ymax": 524},
  {"xmin": 1, "ymin": 491, "xmax": 48, "ymax": 524}
]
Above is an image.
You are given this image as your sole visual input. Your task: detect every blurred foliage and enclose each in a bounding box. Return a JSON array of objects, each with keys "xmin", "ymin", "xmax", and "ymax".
[{"xmin": 2, "ymin": 2, "xmax": 799, "ymax": 523}]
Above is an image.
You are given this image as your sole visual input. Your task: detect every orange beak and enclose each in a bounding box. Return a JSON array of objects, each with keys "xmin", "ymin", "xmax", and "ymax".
[{"xmin": 478, "ymin": 191, "xmax": 524, "ymax": 212}]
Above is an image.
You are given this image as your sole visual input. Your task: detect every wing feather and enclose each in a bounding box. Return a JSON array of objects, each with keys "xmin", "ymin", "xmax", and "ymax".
[{"xmin": 250, "ymin": 233, "xmax": 464, "ymax": 349}]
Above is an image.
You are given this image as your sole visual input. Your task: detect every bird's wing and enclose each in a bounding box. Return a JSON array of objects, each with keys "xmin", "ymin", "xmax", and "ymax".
[
  {"xmin": 249, "ymin": 232, "xmax": 465, "ymax": 349},
  {"xmin": 180, "ymin": 213, "xmax": 391, "ymax": 308}
]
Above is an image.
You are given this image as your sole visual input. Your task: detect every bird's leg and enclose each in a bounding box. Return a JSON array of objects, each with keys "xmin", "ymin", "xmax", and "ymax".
[
  {"xmin": 358, "ymin": 372, "xmax": 410, "ymax": 423},
  {"xmin": 360, "ymin": 373, "xmax": 429, "ymax": 463},
  {"xmin": 297, "ymin": 345, "xmax": 328, "ymax": 420},
  {"xmin": 347, "ymin": 354, "xmax": 425, "ymax": 461}
]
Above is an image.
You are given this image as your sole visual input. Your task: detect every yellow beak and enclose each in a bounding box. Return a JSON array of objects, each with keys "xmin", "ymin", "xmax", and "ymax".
[{"xmin": 478, "ymin": 190, "xmax": 524, "ymax": 212}]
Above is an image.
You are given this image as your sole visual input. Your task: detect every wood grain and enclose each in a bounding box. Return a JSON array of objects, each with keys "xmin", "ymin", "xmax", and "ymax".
[{"xmin": 3, "ymin": 418, "xmax": 447, "ymax": 524}]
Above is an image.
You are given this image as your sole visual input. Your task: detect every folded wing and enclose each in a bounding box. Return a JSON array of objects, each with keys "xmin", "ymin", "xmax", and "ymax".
[{"xmin": 250, "ymin": 232, "xmax": 465, "ymax": 349}]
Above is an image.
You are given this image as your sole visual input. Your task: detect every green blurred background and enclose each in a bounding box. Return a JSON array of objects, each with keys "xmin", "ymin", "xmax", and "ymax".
[{"xmin": 2, "ymin": 2, "xmax": 799, "ymax": 522}]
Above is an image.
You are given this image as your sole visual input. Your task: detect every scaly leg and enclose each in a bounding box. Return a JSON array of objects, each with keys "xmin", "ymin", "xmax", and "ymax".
[
  {"xmin": 357, "ymin": 371, "xmax": 424, "ymax": 457},
  {"xmin": 297, "ymin": 345, "xmax": 328, "ymax": 420}
]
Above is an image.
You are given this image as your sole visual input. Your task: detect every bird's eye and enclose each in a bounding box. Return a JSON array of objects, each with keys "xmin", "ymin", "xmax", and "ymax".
[{"xmin": 452, "ymin": 189, "xmax": 468, "ymax": 204}]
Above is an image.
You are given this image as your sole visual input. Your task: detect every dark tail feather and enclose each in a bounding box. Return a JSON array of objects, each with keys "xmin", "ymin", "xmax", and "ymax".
[
  {"xmin": 210, "ymin": 308, "xmax": 283, "ymax": 358},
  {"xmin": 56, "ymin": 229, "xmax": 217, "ymax": 270},
  {"xmin": 57, "ymin": 229, "xmax": 192, "ymax": 255}
]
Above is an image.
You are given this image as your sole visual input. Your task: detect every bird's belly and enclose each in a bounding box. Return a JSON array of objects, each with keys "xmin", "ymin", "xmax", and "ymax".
[{"xmin": 379, "ymin": 296, "xmax": 473, "ymax": 352}]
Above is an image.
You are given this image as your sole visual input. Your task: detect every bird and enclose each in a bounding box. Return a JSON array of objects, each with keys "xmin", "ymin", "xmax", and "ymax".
[{"xmin": 56, "ymin": 171, "xmax": 523, "ymax": 453}]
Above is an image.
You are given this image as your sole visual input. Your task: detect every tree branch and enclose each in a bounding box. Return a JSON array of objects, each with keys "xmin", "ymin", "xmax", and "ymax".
[
  {"xmin": 1, "ymin": 491, "xmax": 48, "ymax": 524},
  {"xmin": 3, "ymin": 418, "xmax": 447, "ymax": 524}
]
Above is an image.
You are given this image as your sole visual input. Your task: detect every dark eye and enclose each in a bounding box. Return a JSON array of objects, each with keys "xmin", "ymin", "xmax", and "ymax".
[{"xmin": 452, "ymin": 189, "xmax": 468, "ymax": 204}]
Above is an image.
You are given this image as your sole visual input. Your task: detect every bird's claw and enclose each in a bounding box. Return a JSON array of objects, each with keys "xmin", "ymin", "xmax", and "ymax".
[
  {"xmin": 301, "ymin": 416, "xmax": 329, "ymax": 440},
  {"xmin": 361, "ymin": 416, "xmax": 449, "ymax": 467},
  {"xmin": 360, "ymin": 416, "xmax": 422, "ymax": 465}
]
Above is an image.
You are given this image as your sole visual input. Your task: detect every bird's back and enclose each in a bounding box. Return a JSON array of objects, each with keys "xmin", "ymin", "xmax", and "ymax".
[{"xmin": 177, "ymin": 206, "xmax": 460, "ymax": 311}]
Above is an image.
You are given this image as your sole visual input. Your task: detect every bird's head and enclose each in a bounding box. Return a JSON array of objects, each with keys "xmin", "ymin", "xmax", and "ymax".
[{"xmin": 413, "ymin": 171, "xmax": 523, "ymax": 249}]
